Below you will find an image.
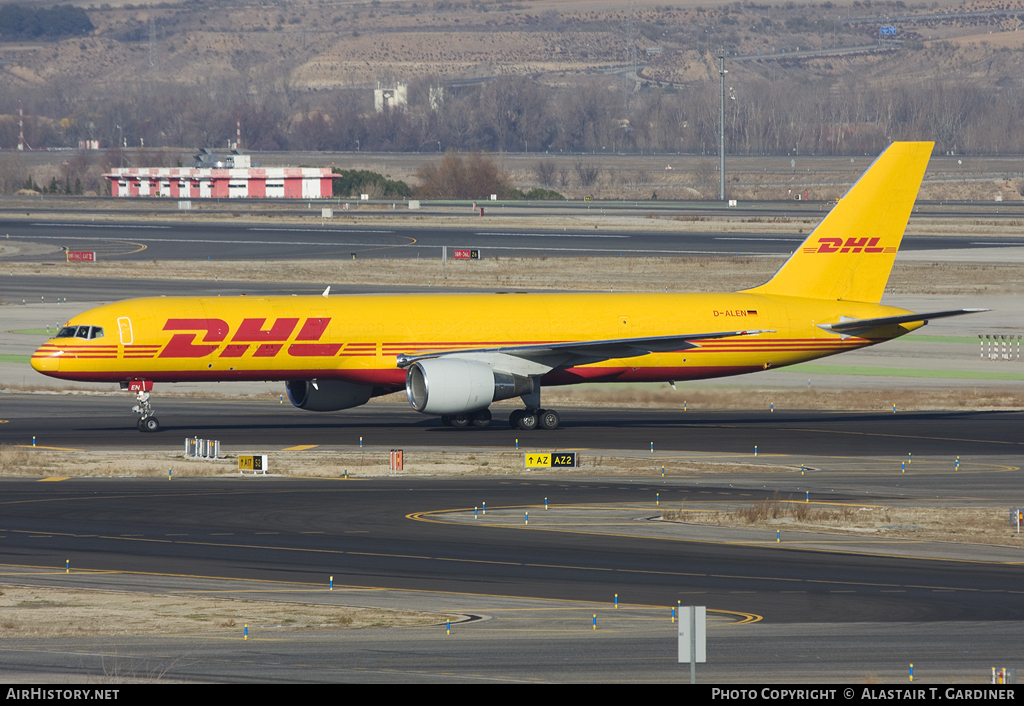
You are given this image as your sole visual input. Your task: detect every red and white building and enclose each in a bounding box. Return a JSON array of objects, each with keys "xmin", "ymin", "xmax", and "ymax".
[{"xmin": 105, "ymin": 155, "xmax": 333, "ymax": 199}]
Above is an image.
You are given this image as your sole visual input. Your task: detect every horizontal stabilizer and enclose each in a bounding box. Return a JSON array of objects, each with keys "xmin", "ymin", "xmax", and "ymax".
[{"xmin": 818, "ymin": 309, "xmax": 988, "ymax": 335}]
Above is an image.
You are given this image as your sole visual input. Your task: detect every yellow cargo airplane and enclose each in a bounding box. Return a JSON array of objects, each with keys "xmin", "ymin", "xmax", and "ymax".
[{"xmin": 31, "ymin": 141, "xmax": 982, "ymax": 432}]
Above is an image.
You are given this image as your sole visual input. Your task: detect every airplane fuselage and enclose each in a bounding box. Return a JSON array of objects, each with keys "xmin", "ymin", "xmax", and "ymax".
[{"xmin": 31, "ymin": 292, "xmax": 919, "ymax": 388}]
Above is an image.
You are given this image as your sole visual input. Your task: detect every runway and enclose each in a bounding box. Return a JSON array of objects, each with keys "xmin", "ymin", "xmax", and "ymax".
[{"xmin": 3, "ymin": 218, "xmax": 1023, "ymax": 262}]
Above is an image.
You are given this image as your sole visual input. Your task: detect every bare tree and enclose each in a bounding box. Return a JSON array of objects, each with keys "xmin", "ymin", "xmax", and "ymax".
[
  {"xmin": 534, "ymin": 160, "xmax": 556, "ymax": 187},
  {"xmin": 573, "ymin": 158, "xmax": 600, "ymax": 187},
  {"xmin": 416, "ymin": 150, "xmax": 517, "ymax": 199}
]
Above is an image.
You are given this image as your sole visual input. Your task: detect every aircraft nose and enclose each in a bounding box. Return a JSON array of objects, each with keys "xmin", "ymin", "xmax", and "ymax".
[{"xmin": 30, "ymin": 343, "xmax": 61, "ymax": 374}]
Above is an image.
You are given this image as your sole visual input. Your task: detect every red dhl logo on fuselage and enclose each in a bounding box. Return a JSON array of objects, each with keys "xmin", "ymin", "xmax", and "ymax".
[
  {"xmin": 802, "ymin": 237, "xmax": 896, "ymax": 254},
  {"xmin": 160, "ymin": 317, "xmax": 342, "ymax": 358}
]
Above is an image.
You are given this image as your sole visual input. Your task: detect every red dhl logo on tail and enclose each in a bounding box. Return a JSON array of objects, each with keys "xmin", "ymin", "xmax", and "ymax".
[
  {"xmin": 159, "ymin": 318, "xmax": 343, "ymax": 359},
  {"xmin": 802, "ymin": 237, "xmax": 897, "ymax": 254}
]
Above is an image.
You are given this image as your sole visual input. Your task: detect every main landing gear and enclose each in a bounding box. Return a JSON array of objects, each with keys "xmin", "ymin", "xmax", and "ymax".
[
  {"xmin": 123, "ymin": 380, "xmax": 160, "ymax": 432},
  {"xmin": 509, "ymin": 408, "xmax": 560, "ymax": 431},
  {"xmin": 508, "ymin": 378, "xmax": 559, "ymax": 430}
]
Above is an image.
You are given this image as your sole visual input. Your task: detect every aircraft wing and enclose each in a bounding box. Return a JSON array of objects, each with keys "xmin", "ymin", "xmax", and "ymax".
[
  {"xmin": 818, "ymin": 308, "xmax": 988, "ymax": 336},
  {"xmin": 395, "ymin": 329, "xmax": 773, "ymax": 371}
]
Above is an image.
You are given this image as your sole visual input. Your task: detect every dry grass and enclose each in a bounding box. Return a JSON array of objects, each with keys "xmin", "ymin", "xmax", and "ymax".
[
  {"xmin": 664, "ymin": 492, "xmax": 1024, "ymax": 546},
  {"xmin": 0, "ymin": 445, "xmax": 797, "ymax": 479},
  {"xmin": 0, "ymin": 584, "xmax": 449, "ymax": 639},
  {"xmin": 0, "ymin": 444, "xmax": 35, "ymax": 474}
]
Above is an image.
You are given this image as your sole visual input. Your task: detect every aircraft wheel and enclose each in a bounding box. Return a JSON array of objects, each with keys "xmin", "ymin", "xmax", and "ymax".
[
  {"xmin": 471, "ymin": 409, "xmax": 491, "ymax": 428},
  {"xmin": 449, "ymin": 413, "xmax": 471, "ymax": 428},
  {"xmin": 441, "ymin": 415, "xmax": 453, "ymax": 426},
  {"xmin": 538, "ymin": 409, "xmax": 560, "ymax": 431},
  {"xmin": 142, "ymin": 417, "xmax": 160, "ymax": 432},
  {"xmin": 517, "ymin": 410, "xmax": 538, "ymax": 431},
  {"xmin": 509, "ymin": 410, "xmax": 523, "ymax": 429},
  {"xmin": 137, "ymin": 418, "xmax": 145, "ymax": 432}
]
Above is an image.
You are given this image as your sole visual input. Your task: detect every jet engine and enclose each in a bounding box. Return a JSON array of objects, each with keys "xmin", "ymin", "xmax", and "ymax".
[
  {"xmin": 285, "ymin": 379, "xmax": 375, "ymax": 412},
  {"xmin": 405, "ymin": 358, "xmax": 534, "ymax": 415}
]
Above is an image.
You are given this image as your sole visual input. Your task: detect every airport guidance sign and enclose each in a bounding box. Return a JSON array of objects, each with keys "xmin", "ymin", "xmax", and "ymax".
[
  {"xmin": 524, "ymin": 452, "xmax": 577, "ymax": 469},
  {"xmin": 238, "ymin": 454, "xmax": 268, "ymax": 473}
]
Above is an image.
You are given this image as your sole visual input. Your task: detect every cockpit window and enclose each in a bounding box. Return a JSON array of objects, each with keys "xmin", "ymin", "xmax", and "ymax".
[{"xmin": 55, "ymin": 326, "xmax": 104, "ymax": 340}]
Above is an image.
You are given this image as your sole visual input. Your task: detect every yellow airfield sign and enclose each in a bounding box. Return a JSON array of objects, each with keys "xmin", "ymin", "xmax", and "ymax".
[
  {"xmin": 524, "ymin": 452, "xmax": 578, "ymax": 469},
  {"xmin": 238, "ymin": 454, "xmax": 268, "ymax": 473}
]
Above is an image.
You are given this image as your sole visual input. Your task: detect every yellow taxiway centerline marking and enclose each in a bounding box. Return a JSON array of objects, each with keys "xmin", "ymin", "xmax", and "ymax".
[{"xmin": 282, "ymin": 445, "xmax": 319, "ymax": 451}]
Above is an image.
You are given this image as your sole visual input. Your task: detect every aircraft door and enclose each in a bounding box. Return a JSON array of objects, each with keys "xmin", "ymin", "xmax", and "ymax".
[{"xmin": 118, "ymin": 317, "xmax": 134, "ymax": 345}]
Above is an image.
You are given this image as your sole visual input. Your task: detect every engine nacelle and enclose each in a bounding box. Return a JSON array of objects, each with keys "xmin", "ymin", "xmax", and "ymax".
[
  {"xmin": 405, "ymin": 358, "xmax": 533, "ymax": 415},
  {"xmin": 285, "ymin": 380, "xmax": 374, "ymax": 412}
]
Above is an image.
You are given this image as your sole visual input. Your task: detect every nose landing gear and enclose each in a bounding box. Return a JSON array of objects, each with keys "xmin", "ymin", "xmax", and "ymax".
[{"xmin": 123, "ymin": 380, "xmax": 159, "ymax": 432}]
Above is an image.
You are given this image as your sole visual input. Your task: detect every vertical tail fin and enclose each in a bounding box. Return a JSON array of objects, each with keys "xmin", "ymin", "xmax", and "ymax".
[{"xmin": 742, "ymin": 141, "xmax": 933, "ymax": 303}]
